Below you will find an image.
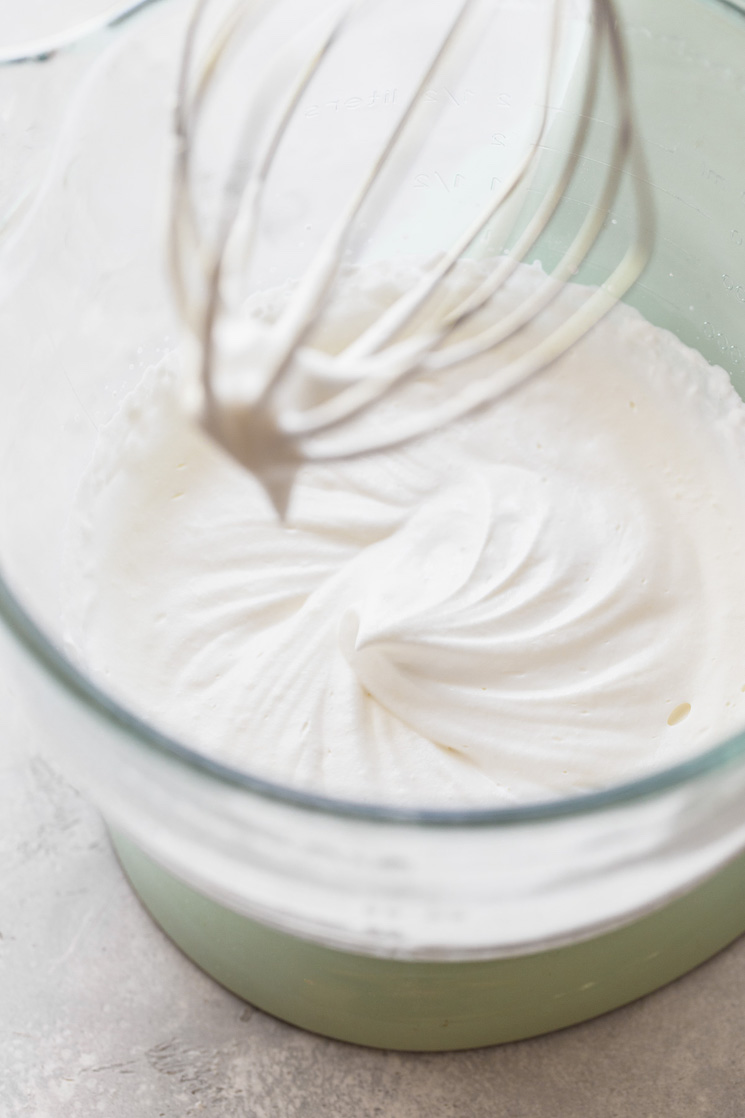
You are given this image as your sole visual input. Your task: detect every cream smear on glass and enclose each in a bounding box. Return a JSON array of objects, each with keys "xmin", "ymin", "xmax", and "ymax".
[{"xmin": 65, "ymin": 261, "xmax": 745, "ymax": 807}]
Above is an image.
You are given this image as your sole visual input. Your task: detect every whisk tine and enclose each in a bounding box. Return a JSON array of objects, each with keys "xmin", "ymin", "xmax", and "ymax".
[
  {"xmin": 172, "ymin": 0, "xmax": 358, "ymax": 348},
  {"xmin": 275, "ymin": 0, "xmax": 633, "ymax": 442},
  {"xmin": 216, "ymin": 4, "xmax": 360, "ymax": 270},
  {"xmin": 200, "ymin": 2, "xmax": 363, "ymax": 408},
  {"xmin": 250, "ymin": 0, "xmax": 481, "ymax": 410},
  {"xmin": 425, "ymin": 0, "xmax": 650, "ymax": 377},
  {"xmin": 171, "ymin": 0, "xmax": 654, "ymax": 483},
  {"xmin": 426, "ymin": 0, "xmax": 624, "ymax": 368},
  {"xmin": 170, "ymin": 0, "xmax": 264, "ymax": 328},
  {"xmin": 338, "ymin": 0, "xmax": 567, "ymax": 366},
  {"xmin": 299, "ymin": 3, "xmax": 654, "ymax": 457}
]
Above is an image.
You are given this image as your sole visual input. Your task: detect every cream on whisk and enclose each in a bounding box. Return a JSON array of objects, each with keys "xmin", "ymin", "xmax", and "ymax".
[{"xmin": 66, "ymin": 262, "xmax": 745, "ymax": 806}]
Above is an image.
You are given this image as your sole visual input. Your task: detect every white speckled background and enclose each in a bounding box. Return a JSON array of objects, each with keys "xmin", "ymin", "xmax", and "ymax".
[{"xmin": 3, "ymin": 645, "xmax": 745, "ymax": 1118}]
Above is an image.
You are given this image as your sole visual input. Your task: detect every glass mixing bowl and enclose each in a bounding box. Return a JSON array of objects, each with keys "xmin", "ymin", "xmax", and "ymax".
[{"xmin": 3, "ymin": 0, "xmax": 745, "ymax": 1050}]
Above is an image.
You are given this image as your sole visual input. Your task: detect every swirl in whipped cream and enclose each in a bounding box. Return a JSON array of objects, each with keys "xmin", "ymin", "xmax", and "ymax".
[{"xmin": 66, "ymin": 262, "xmax": 745, "ymax": 806}]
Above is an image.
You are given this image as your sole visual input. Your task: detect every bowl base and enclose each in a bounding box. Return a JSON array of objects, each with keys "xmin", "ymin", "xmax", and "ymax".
[{"xmin": 111, "ymin": 830, "xmax": 745, "ymax": 1050}]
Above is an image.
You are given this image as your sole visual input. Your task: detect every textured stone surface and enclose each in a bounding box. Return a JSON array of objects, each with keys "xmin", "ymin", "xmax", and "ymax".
[{"xmin": 4, "ymin": 659, "xmax": 745, "ymax": 1118}]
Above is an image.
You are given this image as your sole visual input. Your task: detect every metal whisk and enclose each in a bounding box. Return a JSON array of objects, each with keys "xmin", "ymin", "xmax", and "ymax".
[{"xmin": 169, "ymin": 0, "xmax": 654, "ymax": 508}]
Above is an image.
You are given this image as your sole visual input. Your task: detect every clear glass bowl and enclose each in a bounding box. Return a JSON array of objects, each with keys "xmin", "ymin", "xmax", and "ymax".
[{"xmin": 3, "ymin": 0, "xmax": 745, "ymax": 1049}]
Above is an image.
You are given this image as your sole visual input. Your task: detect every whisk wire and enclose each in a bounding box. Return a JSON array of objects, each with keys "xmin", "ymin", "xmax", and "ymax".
[
  {"xmin": 294, "ymin": 2, "xmax": 655, "ymax": 458},
  {"xmin": 170, "ymin": 0, "xmax": 654, "ymax": 478},
  {"xmin": 250, "ymin": 0, "xmax": 482, "ymax": 411},
  {"xmin": 277, "ymin": 0, "xmax": 642, "ymax": 444}
]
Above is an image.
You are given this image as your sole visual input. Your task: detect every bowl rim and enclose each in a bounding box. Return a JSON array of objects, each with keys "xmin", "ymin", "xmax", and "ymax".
[{"xmin": 4, "ymin": 569, "xmax": 745, "ymax": 827}]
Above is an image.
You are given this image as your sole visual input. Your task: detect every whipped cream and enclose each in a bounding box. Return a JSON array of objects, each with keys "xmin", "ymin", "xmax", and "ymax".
[{"xmin": 66, "ymin": 261, "xmax": 745, "ymax": 807}]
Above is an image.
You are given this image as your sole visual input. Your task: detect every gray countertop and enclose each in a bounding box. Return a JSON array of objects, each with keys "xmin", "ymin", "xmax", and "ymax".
[{"xmin": 3, "ymin": 663, "xmax": 745, "ymax": 1117}]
